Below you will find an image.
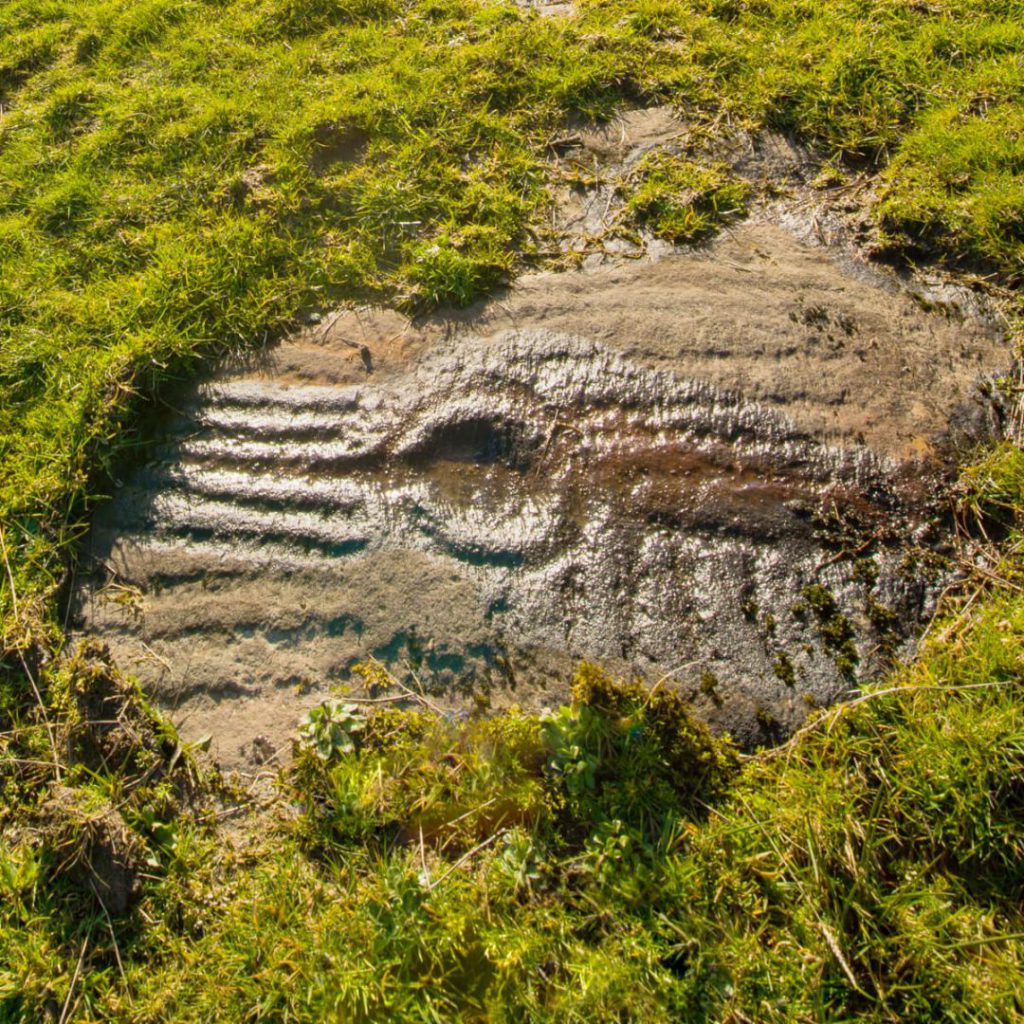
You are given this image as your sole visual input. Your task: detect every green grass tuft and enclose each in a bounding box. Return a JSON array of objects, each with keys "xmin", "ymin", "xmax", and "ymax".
[{"xmin": 625, "ymin": 151, "xmax": 749, "ymax": 242}]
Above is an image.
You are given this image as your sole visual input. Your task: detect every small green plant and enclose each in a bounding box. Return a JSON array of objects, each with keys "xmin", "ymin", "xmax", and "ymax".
[
  {"xmin": 541, "ymin": 704, "xmax": 602, "ymax": 799},
  {"xmin": 297, "ymin": 700, "xmax": 366, "ymax": 761},
  {"xmin": 133, "ymin": 803, "xmax": 179, "ymax": 862},
  {"xmin": 699, "ymin": 668, "xmax": 720, "ymax": 702},
  {"xmin": 801, "ymin": 583, "xmax": 860, "ymax": 679},
  {"xmin": 625, "ymin": 152, "xmax": 749, "ymax": 243},
  {"xmin": 494, "ymin": 828, "xmax": 542, "ymax": 895},
  {"xmin": 773, "ymin": 651, "xmax": 796, "ymax": 687},
  {"xmin": 582, "ymin": 818, "xmax": 637, "ymax": 884}
]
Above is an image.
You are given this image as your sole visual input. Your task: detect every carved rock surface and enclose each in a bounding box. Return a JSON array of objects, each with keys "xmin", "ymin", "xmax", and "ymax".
[{"xmin": 72, "ymin": 225, "xmax": 1008, "ymax": 768}]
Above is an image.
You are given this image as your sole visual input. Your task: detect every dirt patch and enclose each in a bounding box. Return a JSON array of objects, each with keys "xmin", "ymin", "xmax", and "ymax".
[
  {"xmin": 310, "ymin": 120, "xmax": 370, "ymax": 174},
  {"xmin": 541, "ymin": 106, "xmax": 1006, "ymax": 338}
]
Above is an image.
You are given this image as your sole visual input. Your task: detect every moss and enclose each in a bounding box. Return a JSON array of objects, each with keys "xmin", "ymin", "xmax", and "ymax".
[
  {"xmin": 801, "ymin": 582, "xmax": 838, "ymax": 618},
  {"xmin": 699, "ymin": 668, "xmax": 721, "ymax": 704},
  {"xmin": 754, "ymin": 704, "xmax": 780, "ymax": 735},
  {"xmin": 801, "ymin": 583, "xmax": 860, "ymax": 679},
  {"xmin": 868, "ymin": 595, "xmax": 902, "ymax": 636},
  {"xmin": 852, "ymin": 556, "xmax": 880, "ymax": 586},
  {"xmin": 569, "ymin": 662, "xmax": 739, "ymax": 812},
  {"xmin": 773, "ymin": 651, "xmax": 796, "ymax": 687}
]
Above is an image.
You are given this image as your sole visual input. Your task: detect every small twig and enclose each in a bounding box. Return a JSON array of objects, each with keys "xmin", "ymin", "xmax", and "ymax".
[
  {"xmin": 1, "ymin": 757, "xmax": 63, "ymax": 770},
  {"xmin": 195, "ymin": 798, "xmax": 259, "ymax": 824},
  {"xmin": 395, "ymin": 664, "xmax": 447, "ymax": 717},
  {"xmin": 315, "ymin": 307, "xmax": 347, "ymax": 341},
  {"xmin": 139, "ymin": 642, "xmax": 173, "ymax": 672},
  {"xmin": 337, "ymin": 692, "xmax": 413, "ymax": 706},
  {"xmin": 632, "ymin": 660, "xmax": 703, "ymax": 712},
  {"xmin": 652, "ymin": 659, "xmax": 701, "ymax": 689},
  {"xmin": 425, "ymin": 797, "xmax": 499, "ymax": 842},
  {"xmin": 814, "ymin": 534, "xmax": 878, "ymax": 574},
  {"xmin": 360, "ymin": 657, "xmax": 447, "ymax": 716},
  {"xmin": 546, "ymin": 133, "xmax": 583, "ymax": 150}
]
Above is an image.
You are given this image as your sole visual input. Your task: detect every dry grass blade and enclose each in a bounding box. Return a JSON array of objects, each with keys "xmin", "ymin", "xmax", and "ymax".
[
  {"xmin": 58, "ymin": 935, "xmax": 89, "ymax": 1024},
  {"xmin": 0, "ymin": 523, "xmax": 61, "ymax": 780},
  {"xmin": 818, "ymin": 921, "xmax": 868, "ymax": 997},
  {"xmin": 426, "ymin": 829, "xmax": 507, "ymax": 892}
]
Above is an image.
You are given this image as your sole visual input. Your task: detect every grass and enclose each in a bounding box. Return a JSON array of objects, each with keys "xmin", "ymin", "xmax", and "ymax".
[
  {"xmin": 625, "ymin": 152, "xmax": 749, "ymax": 242},
  {"xmin": 0, "ymin": 0, "xmax": 1024, "ymax": 1019}
]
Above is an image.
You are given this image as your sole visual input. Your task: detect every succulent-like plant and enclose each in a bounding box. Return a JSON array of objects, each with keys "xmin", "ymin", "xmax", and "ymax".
[{"xmin": 297, "ymin": 700, "xmax": 366, "ymax": 762}]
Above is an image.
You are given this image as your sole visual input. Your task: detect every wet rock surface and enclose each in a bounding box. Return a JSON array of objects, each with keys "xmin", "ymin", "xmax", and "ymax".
[{"xmin": 71, "ymin": 213, "xmax": 1009, "ymax": 770}]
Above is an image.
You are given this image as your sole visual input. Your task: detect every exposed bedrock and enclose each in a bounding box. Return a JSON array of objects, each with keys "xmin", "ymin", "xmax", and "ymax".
[{"xmin": 71, "ymin": 221, "xmax": 1009, "ymax": 768}]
